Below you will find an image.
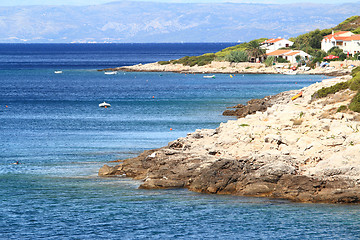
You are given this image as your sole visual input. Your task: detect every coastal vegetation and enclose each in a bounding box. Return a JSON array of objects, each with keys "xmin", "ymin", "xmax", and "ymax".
[
  {"xmin": 313, "ymin": 66, "xmax": 360, "ymax": 112},
  {"xmin": 160, "ymin": 38, "xmax": 267, "ymax": 66},
  {"xmin": 224, "ymin": 51, "xmax": 248, "ymax": 63},
  {"xmin": 264, "ymin": 56, "xmax": 275, "ymax": 67},
  {"xmin": 215, "ymin": 38, "xmax": 266, "ymax": 59}
]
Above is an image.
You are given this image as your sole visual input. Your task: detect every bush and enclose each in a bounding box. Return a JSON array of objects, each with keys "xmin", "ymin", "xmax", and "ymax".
[
  {"xmin": 225, "ymin": 51, "xmax": 248, "ymax": 63},
  {"xmin": 158, "ymin": 61, "xmax": 170, "ymax": 65},
  {"xmin": 337, "ymin": 105, "xmax": 348, "ymax": 112},
  {"xmin": 349, "ymin": 91, "xmax": 360, "ymax": 112},
  {"xmin": 313, "ymin": 68, "xmax": 360, "ymax": 112},
  {"xmin": 173, "ymin": 53, "xmax": 216, "ymax": 66},
  {"xmin": 327, "ymin": 46, "xmax": 347, "ymax": 60},
  {"xmin": 264, "ymin": 56, "xmax": 275, "ymax": 67},
  {"xmin": 351, "ymin": 66, "xmax": 360, "ymax": 77},
  {"xmin": 313, "ymin": 81, "xmax": 350, "ymax": 98},
  {"xmin": 353, "ymin": 27, "xmax": 360, "ymax": 34},
  {"xmin": 349, "ymin": 74, "xmax": 360, "ymax": 91}
]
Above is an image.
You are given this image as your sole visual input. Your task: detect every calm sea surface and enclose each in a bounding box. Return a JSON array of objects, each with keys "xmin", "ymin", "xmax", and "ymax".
[{"xmin": 0, "ymin": 43, "xmax": 359, "ymax": 239}]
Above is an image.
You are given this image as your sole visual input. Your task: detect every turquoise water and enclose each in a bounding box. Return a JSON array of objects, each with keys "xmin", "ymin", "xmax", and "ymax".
[{"xmin": 0, "ymin": 44, "xmax": 359, "ymax": 239}]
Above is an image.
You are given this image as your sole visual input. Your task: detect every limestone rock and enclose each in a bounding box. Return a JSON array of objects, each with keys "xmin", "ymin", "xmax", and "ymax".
[
  {"xmin": 98, "ymin": 164, "xmax": 118, "ymax": 177},
  {"xmin": 99, "ymin": 75, "xmax": 360, "ymax": 204}
]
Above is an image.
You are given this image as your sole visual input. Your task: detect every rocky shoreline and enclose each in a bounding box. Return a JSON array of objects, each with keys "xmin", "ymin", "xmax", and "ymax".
[
  {"xmin": 99, "ymin": 74, "xmax": 360, "ymax": 204},
  {"xmin": 103, "ymin": 61, "xmax": 354, "ymax": 76}
]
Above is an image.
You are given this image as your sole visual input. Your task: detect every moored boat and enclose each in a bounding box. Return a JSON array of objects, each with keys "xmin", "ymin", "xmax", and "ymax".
[
  {"xmin": 203, "ymin": 75, "xmax": 215, "ymax": 79},
  {"xmin": 99, "ymin": 102, "xmax": 111, "ymax": 108},
  {"xmin": 104, "ymin": 71, "xmax": 117, "ymax": 75}
]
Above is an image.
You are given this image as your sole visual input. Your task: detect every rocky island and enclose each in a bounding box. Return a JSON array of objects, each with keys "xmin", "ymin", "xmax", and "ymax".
[{"xmin": 99, "ymin": 69, "xmax": 360, "ymax": 204}]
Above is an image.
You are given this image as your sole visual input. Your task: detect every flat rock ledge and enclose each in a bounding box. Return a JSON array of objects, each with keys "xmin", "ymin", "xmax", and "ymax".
[{"xmin": 99, "ymin": 75, "xmax": 360, "ymax": 204}]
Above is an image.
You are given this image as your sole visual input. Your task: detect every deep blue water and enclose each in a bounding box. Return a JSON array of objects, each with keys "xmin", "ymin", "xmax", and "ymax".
[{"xmin": 0, "ymin": 43, "xmax": 359, "ymax": 239}]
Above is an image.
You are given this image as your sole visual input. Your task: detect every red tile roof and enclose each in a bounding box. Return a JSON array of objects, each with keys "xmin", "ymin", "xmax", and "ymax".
[
  {"xmin": 268, "ymin": 38, "xmax": 284, "ymax": 43},
  {"xmin": 285, "ymin": 51, "xmax": 300, "ymax": 56},
  {"xmin": 323, "ymin": 31, "xmax": 352, "ymax": 40},
  {"xmin": 332, "ymin": 35, "xmax": 360, "ymax": 41},
  {"xmin": 262, "ymin": 38, "xmax": 284, "ymax": 44},
  {"xmin": 345, "ymin": 35, "xmax": 360, "ymax": 41},
  {"xmin": 266, "ymin": 50, "xmax": 292, "ymax": 56}
]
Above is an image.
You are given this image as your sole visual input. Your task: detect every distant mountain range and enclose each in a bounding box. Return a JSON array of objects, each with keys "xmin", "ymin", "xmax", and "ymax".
[{"xmin": 0, "ymin": 1, "xmax": 360, "ymax": 43}]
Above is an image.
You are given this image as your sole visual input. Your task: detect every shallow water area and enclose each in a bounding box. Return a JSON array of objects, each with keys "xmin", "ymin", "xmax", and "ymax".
[{"xmin": 0, "ymin": 43, "xmax": 359, "ymax": 239}]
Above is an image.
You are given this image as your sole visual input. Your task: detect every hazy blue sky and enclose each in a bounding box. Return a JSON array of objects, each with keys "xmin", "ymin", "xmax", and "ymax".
[{"xmin": 0, "ymin": 0, "xmax": 358, "ymax": 6}]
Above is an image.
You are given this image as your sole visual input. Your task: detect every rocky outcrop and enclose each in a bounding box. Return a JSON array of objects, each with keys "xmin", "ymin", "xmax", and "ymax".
[
  {"xmin": 99, "ymin": 75, "xmax": 360, "ymax": 203},
  {"xmin": 222, "ymin": 91, "xmax": 292, "ymax": 117}
]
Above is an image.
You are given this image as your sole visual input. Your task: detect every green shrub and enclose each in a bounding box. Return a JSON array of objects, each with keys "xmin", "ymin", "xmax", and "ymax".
[
  {"xmin": 351, "ymin": 66, "xmax": 360, "ymax": 77},
  {"xmin": 173, "ymin": 53, "xmax": 215, "ymax": 67},
  {"xmin": 225, "ymin": 51, "xmax": 249, "ymax": 63},
  {"xmin": 264, "ymin": 56, "xmax": 275, "ymax": 67},
  {"xmin": 353, "ymin": 27, "xmax": 360, "ymax": 34},
  {"xmin": 313, "ymin": 81, "xmax": 350, "ymax": 98},
  {"xmin": 337, "ymin": 105, "xmax": 348, "ymax": 112},
  {"xmin": 349, "ymin": 74, "xmax": 360, "ymax": 91},
  {"xmin": 349, "ymin": 91, "xmax": 360, "ymax": 112},
  {"xmin": 313, "ymin": 67, "xmax": 360, "ymax": 112},
  {"xmin": 158, "ymin": 61, "xmax": 170, "ymax": 65}
]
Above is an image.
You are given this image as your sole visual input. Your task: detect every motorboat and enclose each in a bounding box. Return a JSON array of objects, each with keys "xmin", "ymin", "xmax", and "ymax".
[
  {"xmin": 203, "ymin": 75, "xmax": 215, "ymax": 79},
  {"xmin": 54, "ymin": 70, "xmax": 62, "ymax": 74},
  {"xmin": 99, "ymin": 102, "xmax": 111, "ymax": 108},
  {"xmin": 104, "ymin": 71, "xmax": 117, "ymax": 75}
]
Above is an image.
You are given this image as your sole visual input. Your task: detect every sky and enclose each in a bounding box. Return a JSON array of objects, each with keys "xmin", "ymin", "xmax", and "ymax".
[{"xmin": 0, "ymin": 0, "xmax": 357, "ymax": 6}]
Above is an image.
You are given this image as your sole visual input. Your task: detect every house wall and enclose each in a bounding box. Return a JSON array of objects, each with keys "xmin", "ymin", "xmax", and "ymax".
[
  {"xmin": 321, "ymin": 39, "xmax": 336, "ymax": 52},
  {"xmin": 264, "ymin": 39, "xmax": 294, "ymax": 53},
  {"xmin": 346, "ymin": 40, "xmax": 360, "ymax": 55}
]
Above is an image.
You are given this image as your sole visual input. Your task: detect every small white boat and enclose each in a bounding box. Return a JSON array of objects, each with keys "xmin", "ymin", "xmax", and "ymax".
[
  {"xmin": 54, "ymin": 70, "xmax": 62, "ymax": 74},
  {"xmin": 99, "ymin": 102, "xmax": 111, "ymax": 108},
  {"xmin": 282, "ymin": 70, "xmax": 297, "ymax": 75},
  {"xmin": 203, "ymin": 75, "xmax": 215, "ymax": 79},
  {"xmin": 104, "ymin": 71, "xmax": 117, "ymax": 75}
]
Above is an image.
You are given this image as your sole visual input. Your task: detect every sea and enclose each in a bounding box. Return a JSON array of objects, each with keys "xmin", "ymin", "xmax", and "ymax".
[{"xmin": 0, "ymin": 43, "xmax": 359, "ymax": 239}]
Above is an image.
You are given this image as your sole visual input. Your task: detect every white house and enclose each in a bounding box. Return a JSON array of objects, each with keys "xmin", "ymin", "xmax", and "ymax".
[
  {"xmin": 321, "ymin": 31, "xmax": 360, "ymax": 56},
  {"xmin": 266, "ymin": 49, "xmax": 311, "ymax": 64},
  {"xmin": 261, "ymin": 38, "xmax": 294, "ymax": 53}
]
